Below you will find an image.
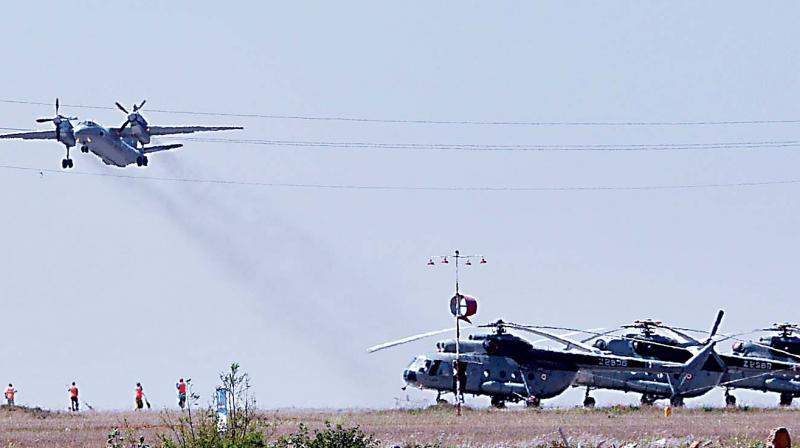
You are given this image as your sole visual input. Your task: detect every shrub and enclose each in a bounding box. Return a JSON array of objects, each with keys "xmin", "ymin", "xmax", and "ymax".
[{"xmin": 270, "ymin": 422, "xmax": 378, "ymax": 448}]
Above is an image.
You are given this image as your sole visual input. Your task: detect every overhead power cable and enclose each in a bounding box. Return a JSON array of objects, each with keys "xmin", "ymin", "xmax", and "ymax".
[
  {"xmin": 2, "ymin": 164, "xmax": 800, "ymax": 192},
  {"xmin": 2, "ymin": 123, "xmax": 800, "ymax": 152},
  {"xmin": 2, "ymin": 98, "xmax": 800, "ymax": 127},
  {"xmin": 180, "ymin": 137, "xmax": 800, "ymax": 152}
]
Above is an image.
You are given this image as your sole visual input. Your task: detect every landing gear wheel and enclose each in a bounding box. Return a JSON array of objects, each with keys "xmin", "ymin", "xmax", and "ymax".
[
  {"xmin": 525, "ymin": 396, "xmax": 540, "ymax": 408},
  {"xmin": 640, "ymin": 394, "xmax": 656, "ymax": 406},
  {"xmin": 142, "ymin": 156, "xmax": 148, "ymax": 166},
  {"xmin": 779, "ymin": 392, "xmax": 793, "ymax": 406},
  {"xmin": 583, "ymin": 396, "xmax": 596, "ymax": 408},
  {"xmin": 670, "ymin": 396, "xmax": 684, "ymax": 408},
  {"xmin": 725, "ymin": 391, "xmax": 736, "ymax": 408},
  {"xmin": 81, "ymin": 146, "xmax": 88, "ymax": 153},
  {"xmin": 136, "ymin": 156, "xmax": 143, "ymax": 167},
  {"xmin": 490, "ymin": 396, "xmax": 506, "ymax": 409},
  {"xmin": 61, "ymin": 158, "xmax": 73, "ymax": 169}
]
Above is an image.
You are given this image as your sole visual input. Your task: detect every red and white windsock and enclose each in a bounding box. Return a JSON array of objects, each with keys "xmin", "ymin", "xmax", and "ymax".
[{"xmin": 450, "ymin": 294, "xmax": 478, "ymax": 323}]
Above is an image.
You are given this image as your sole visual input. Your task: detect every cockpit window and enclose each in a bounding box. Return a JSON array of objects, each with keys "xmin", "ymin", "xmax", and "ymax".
[{"xmin": 429, "ymin": 360, "xmax": 441, "ymax": 376}]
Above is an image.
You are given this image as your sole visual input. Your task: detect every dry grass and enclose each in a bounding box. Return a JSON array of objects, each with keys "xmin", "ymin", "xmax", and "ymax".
[{"xmin": 1, "ymin": 404, "xmax": 796, "ymax": 447}]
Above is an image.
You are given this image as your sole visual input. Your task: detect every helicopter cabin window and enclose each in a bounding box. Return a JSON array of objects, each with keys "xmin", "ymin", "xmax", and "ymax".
[
  {"xmin": 483, "ymin": 369, "xmax": 491, "ymax": 379},
  {"xmin": 428, "ymin": 360, "xmax": 441, "ymax": 376},
  {"xmin": 499, "ymin": 370, "xmax": 507, "ymax": 379},
  {"xmin": 511, "ymin": 372, "xmax": 518, "ymax": 380}
]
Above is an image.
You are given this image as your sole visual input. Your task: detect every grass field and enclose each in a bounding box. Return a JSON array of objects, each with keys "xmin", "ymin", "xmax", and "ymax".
[{"xmin": 1, "ymin": 404, "xmax": 796, "ymax": 447}]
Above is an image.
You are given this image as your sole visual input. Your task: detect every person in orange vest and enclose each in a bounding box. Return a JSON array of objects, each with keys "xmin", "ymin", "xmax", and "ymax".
[
  {"xmin": 68, "ymin": 382, "xmax": 79, "ymax": 411},
  {"xmin": 176, "ymin": 378, "xmax": 187, "ymax": 410},
  {"xmin": 134, "ymin": 383, "xmax": 144, "ymax": 410},
  {"xmin": 4, "ymin": 384, "xmax": 16, "ymax": 406}
]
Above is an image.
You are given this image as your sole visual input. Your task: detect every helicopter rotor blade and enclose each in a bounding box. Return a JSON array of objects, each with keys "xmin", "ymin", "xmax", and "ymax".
[
  {"xmin": 706, "ymin": 310, "xmax": 724, "ymax": 343},
  {"xmin": 659, "ymin": 325, "xmax": 703, "ymax": 345},
  {"xmin": 531, "ymin": 328, "xmax": 604, "ymax": 346},
  {"xmin": 579, "ymin": 327, "xmax": 624, "ymax": 344},
  {"xmin": 501, "ymin": 323, "xmax": 598, "ymax": 353},
  {"xmin": 367, "ymin": 326, "xmax": 474, "ymax": 353}
]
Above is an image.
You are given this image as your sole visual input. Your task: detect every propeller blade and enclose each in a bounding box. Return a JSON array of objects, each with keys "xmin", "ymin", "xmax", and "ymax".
[
  {"xmin": 119, "ymin": 121, "xmax": 129, "ymax": 131},
  {"xmin": 115, "ymin": 102, "xmax": 129, "ymax": 114},
  {"xmin": 55, "ymin": 98, "xmax": 59, "ymax": 115},
  {"xmin": 135, "ymin": 99, "xmax": 146, "ymax": 111},
  {"xmin": 36, "ymin": 118, "xmax": 52, "ymax": 123},
  {"xmin": 368, "ymin": 327, "xmax": 460, "ymax": 353}
]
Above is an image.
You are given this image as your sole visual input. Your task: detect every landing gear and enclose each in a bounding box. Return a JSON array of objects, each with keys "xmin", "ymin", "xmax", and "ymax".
[
  {"xmin": 779, "ymin": 392, "xmax": 793, "ymax": 406},
  {"xmin": 80, "ymin": 146, "xmax": 89, "ymax": 153},
  {"xmin": 670, "ymin": 396, "xmax": 684, "ymax": 407},
  {"xmin": 724, "ymin": 389, "xmax": 737, "ymax": 407},
  {"xmin": 136, "ymin": 155, "xmax": 149, "ymax": 167},
  {"xmin": 640, "ymin": 394, "xmax": 657, "ymax": 406},
  {"xmin": 525, "ymin": 396, "xmax": 541, "ymax": 408},
  {"xmin": 490, "ymin": 396, "xmax": 506, "ymax": 409},
  {"xmin": 583, "ymin": 388, "xmax": 596, "ymax": 408},
  {"xmin": 61, "ymin": 147, "xmax": 73, "ymax": 169}
]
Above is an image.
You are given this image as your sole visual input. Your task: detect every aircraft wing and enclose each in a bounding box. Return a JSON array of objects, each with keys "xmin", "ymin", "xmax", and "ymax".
[
  {"xmin": 0, "ymin": 130, "xmax": 57, "ymax": 140},
  {"xmin": 142, "ymin": 126, "xmax": 243, "ymax": 136}
]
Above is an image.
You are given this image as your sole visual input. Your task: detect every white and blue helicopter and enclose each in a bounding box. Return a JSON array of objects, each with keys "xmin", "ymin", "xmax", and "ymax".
[{"xmin": 0, "ymin": 99, "xmax": 242, "ymax": 169}]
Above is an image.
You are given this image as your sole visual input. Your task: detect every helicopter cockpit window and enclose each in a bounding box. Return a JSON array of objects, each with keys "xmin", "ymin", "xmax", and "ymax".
[
  {"xmin": 429, "ymin": 360, "xmax": 441, "ymax": 376},
  {"xmin": 420, "ymin": 360, "xmax": 431, "ymax": 373},
  {"xmin": 732, "ymin": 342, "xmax": 744, "ymax": 353}
]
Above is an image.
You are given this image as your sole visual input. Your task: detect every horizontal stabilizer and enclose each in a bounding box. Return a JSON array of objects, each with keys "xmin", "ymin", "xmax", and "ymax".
[{"xmin": 143, "ymin": 143, "xmax": 183, "ymax": 154}]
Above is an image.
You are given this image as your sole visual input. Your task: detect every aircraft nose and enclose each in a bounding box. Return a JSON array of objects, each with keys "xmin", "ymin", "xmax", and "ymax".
[{"xmin": 403, "ymin": 369, "xmax": 417, "ymax": 383}]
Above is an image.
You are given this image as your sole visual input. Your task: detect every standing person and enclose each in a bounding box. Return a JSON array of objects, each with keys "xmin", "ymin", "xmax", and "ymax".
[
  {"xmin": 134, "ymin": 383, "xmax": 144, "ymax": 410},
  {"xmin": 68, "ymin": 382, "xmax": 79, "ymax": 411},
  {"xmin": 4, "ymin": 384, "xmax": 16, "ymax": 406},
  {"xmin": 176, "ymin": 378, "xmax": 187, "ymax": 410}
]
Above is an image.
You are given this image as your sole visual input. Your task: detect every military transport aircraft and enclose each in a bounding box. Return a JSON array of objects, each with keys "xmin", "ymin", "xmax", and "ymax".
[{"xmin": 0, "ymin": 99, "xmax": 242, "ymax": 169}]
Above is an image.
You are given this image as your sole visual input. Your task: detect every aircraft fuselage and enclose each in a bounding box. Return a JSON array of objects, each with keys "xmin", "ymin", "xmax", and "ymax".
[{"xmin": 74, "ymin": 121, "xmax": 142, "ymax": 167}]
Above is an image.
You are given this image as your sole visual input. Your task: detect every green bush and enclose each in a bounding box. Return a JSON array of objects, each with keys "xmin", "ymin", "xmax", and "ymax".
[{"xmin": 271, "ymin": 422, "xmax": 378, "ymax": 448}]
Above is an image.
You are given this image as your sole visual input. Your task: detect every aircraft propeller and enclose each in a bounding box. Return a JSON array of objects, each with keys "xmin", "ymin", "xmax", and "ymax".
[
  {"xmin": 116, "ymin": 99, "xmax": 147, "ymax": 131},
  {"xmin": 35, "ymin": 98, "xmax": 76, "ymax": 142}
]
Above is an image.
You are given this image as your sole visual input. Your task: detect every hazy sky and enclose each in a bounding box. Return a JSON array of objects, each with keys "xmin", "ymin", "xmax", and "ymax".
[{"xmin": 2, "ymin": 1, "xmax": 800, "ymax": 410}]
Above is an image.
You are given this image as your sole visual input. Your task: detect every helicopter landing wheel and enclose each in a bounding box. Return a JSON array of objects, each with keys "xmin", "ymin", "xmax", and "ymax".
[
  {"xmin": 640, "ymin": 394, "xmax": 656, "ymax": 406},
  {"xmin": 142, "ymin": 156, "xmax": 148, "ymax": 166},
  {"xmin": 525, "ymin": 396, "xmax": 540, "ymax": 408},
  {"xmin": 490, "ymin": 396, "xmax": 506, "ymax": 409},
  {"xmin": 61, "ymin": 158, "xmax": 73, "ymax": 169},
  {"xmin": 779, "ymin": 392, "xmax": 793, "ymax": 406},
  {"xmin": 583, "ymin": 396, "xmax": 596, "ymax": 408},
  {"xmin": 81, "ymin": 146, "xmax": 88, "ymax": 153},
  {"xmin": 670, "ymin": 396, "xmax": 684, "ymax": 407}
]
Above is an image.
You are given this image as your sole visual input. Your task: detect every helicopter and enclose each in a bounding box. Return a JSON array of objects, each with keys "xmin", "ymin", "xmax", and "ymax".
[
  {"xmin": 728, "ymin": 323, "xmax": 800, "ymax": 406},
  {"xmin": 369, "ymin": 314, "xmax": 722, "ymax": 409},
  {"xmin": 574, "ymin": 319, "xmax": 800, "ymax": 407}
]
